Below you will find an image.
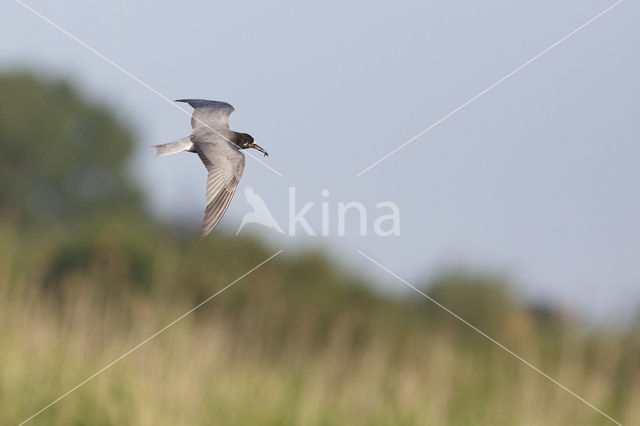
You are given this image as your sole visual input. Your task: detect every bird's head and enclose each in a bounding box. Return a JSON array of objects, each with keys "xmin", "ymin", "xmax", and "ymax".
[{"xmin": 235, "ymin": 133, "xmax": 268, "ymax": 156}]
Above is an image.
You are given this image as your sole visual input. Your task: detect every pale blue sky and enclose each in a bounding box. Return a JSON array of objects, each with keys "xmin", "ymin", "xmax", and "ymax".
[{"xmin": 2, "ymin": 0, "xmax": 638, "ymax": 320}]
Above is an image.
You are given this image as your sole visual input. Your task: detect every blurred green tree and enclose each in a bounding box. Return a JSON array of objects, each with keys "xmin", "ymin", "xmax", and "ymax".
[
  {"xmin": 0, "ymin": 72, "xmax": 143, "ymax": 223},
  {"xmin": 425, "ymin": 270, "xmax": 516, "ymax": 334}
]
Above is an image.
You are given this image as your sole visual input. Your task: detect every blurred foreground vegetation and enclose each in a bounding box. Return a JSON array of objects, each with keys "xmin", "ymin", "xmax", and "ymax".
[{"xmin": 1, "ymin": 72, "xmax": 639, "ymax": 425}]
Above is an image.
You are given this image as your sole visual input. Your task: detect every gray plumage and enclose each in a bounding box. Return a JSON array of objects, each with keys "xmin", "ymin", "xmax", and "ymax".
[{"xmin": 152, "ymin": 99, "xmax": 268, "ymax": 237}]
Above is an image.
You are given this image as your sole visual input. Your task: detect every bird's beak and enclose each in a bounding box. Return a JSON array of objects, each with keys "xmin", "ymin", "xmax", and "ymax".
[{"xmin": 249, "ymin": 142, "xmax": 268, "ymax": 157}]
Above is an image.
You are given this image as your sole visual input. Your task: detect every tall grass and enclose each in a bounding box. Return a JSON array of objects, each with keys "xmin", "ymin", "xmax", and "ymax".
[{"xmin": 1, "ymin": 219, "xmax": 638, "ymax": 425}]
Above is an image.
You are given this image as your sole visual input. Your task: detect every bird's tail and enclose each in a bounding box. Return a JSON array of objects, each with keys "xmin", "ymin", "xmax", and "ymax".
[{"xmin": 151, "ymin": 137, "xmax": 193, "ymax": 157}]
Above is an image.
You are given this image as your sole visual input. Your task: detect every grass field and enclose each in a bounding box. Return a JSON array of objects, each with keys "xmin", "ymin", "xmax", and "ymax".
[{"xmin": 1, "ymin": 219, "xmax": 639, "ymax": 425}]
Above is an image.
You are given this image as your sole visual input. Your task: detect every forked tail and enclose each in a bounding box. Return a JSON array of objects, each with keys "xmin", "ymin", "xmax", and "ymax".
[{"xmin": 151, "ymin": 137, "xmax": 193, "ymax": 157}]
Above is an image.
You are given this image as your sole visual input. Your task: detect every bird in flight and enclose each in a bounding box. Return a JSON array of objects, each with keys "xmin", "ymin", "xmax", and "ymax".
[{"xmin": 152, "ymin": 99, "xmax": 268, "ymax": 237}]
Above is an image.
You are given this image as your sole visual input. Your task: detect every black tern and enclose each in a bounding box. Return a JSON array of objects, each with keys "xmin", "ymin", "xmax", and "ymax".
[{"xmin": 152, "ymin": 99, "xmax": 268, "ymax": 237}]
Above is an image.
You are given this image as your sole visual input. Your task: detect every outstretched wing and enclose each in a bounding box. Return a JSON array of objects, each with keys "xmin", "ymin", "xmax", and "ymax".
[
  {"xmin": 175, "ymin": 99, "xmax": 235, "ymax": 129},
  {"xmin": 193, "ymin": 136, "xmax": 245, "ymax": 237}
]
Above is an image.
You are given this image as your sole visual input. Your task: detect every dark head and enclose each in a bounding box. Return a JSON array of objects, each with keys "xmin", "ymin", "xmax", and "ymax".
[{"xmin": 234, "ymin": 133, "xmax": 268, "ymax": 156}]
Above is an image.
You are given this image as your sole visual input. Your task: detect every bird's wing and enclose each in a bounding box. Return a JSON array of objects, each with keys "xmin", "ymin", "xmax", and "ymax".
[
  {"xmin": 192, "ymin": 137, "xmax": 245, "ymax": 237},
  {"xmin": 175, "ymin": 99, "xmax": 235, "ymax": 129}
]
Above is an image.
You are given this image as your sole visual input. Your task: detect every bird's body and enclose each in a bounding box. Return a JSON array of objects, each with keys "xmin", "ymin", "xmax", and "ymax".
[{"xmin": 152, "ymin": 99, "xmax": 268, "ymax": 237}]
